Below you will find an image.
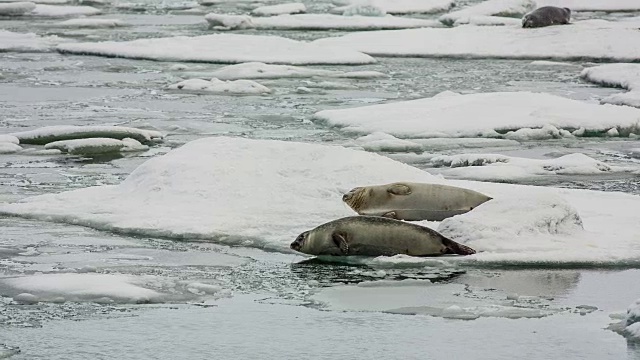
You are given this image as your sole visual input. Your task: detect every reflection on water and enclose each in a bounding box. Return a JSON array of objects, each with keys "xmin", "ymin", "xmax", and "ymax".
[{"xmin": 456, "ymin": 270, "xmax": 581, "ymax": 298}]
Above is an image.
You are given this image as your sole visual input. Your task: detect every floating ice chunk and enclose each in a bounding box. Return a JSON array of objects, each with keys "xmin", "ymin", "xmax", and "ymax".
[
  {"xmin": 13, "ymin": 292, "xmax": 39, "ymax": 304},
  {"xmin": 529, "ymin": 60, "xmax": 579, "ymax": 67},
  {"xmin": 0, "ymin": 30, "xmax": 63, "ymax": 52},
  {"xmin": 581, "ymin": 63, "xmax": 640, "ymax": 108},
  {"xmin": 205, "ymin": 13, "xmax": 440, "ymax": 31},
  {"xmin": 186, "ymin": 62, "xmax": 385, "ymax": 80},
  {"xmin": 0, "ymin": 134, "xmax": 19, "ymax": 144},
  {"xmin": 121, "ymin": 138, "xmax": 149, "ymax": 152},
  {"xmin": 44, "ymin": 138, "xmax": 126, "ymax": 155},
  {"xmin": 251, "ymin": 2, "xmax": 305, "ymax": 16},
  {"xmin": 440, "ymin": 0, "xmax": 536, "ymax": 26},
  {"xmin": 1, "ymin": 273, "xmax": 162, "ymax": 304},
  {"xmin": 313, "ymin": 20, "xmax": 640, "ymax": 62},
  {"xmin": 300, "ymin": 80, "xmax": 355, "ymax": 90},
  {"xmin": 204, "ymin": 13, "xmax": 254, "ymax": 29},
  {"xmin": 30, "ymin": 4, "xmax": 101, "ymax": 17},
  {"xmin": 312, "ymin": 91, "xmax": 640, "ymax": 139},
  {"xmin": 53, "ymin": 18, "xmax": 128, "ymax": 28},
  {"xmin": 333, "ymin": 0, "xmax": 454, "ymax": 15},
  {"xmin": 0, "ymin": 1, "xmax": 35, "ymax": 15},
  {"xmin": 56, "ymin": 34, "xmax": 375, "ymax": 65},
  {"xmin": 0, "ymin": 142, "xmax": 23, "ymax": 154},
  {"xmin": 452, "ymin": 15, "xmax": 522, "ymax": 26},
  {"xmin": 438, "ymin": 192, "xmax": 584, "ymax": 252},
  {"xmin": 12, "ymin": 125, "xmax": 163, "ymax": 145},
  {"xmin": 431, "ymin": 153, "xmax": 616, "ymax": 181},
  {"xmin": 167, "ymin": 78, "xmax": 271, "ymax": 95},
  {"xmin": 536, "ymin": 0, "xmax": 640, "ymax": 12},
  {"xmin": 352, "ymin": 132, "xmax": 422, "ymax": 152}
]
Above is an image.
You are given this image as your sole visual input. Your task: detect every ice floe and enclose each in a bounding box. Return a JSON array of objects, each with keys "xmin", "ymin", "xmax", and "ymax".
[
  {"xmin": 439, "ymin": 0, "xmax": 535, "ymax": 26},
  {"xmin": 251, "ymin": 2, "xmax": 305, "ymax": 16},
  {"xmin": 0, "ymin": 134, "xmax": 19, "ymax": 144},
  {"xmin": 529, "ymin": 60, "xmax": 579, "ymax": 67},
  {"xmin": 0, "ymin": 30, "xmax": 62, "ymax": 52},
  {"xmin": 1, "ymin": 137, "xmax": 640, "ymax": 266},
  {"xmin": 351, "ymin": 132, "xmax": 423, "ymax": 152},
  {"xmin": 0, "ymin": 1, "xmax": 35, "ymax": 15},
  {"xmin": 52, "ymin": 18, "xmax": 128, "ymax": 28},
  {"xmin": 431, "ymin": 153, "xmax": 619, "ymax": 181},
  {"xmin": 0, "ymin": 142, "xmax": 22, "ymax": 154},
  {"xmin": 57, "ymin": 34, "xmax": 376, "ymax": 65},
  {"xmin": 166, "ymin": 78, "xmax": 271, "ymax": 95},
  {"xmin": 30, "ymin": 4, "xmax": 101, "ymax": 17},
  {"xmin": 312, "ymin": 91, "xmax": 640, "ymax": 139},
  {"xmin": 43, "ymin": 138, "xmax": 142, "ymax": 155},
  {"xmin": 333, "ymin": 0, "xmax": 454, "ymax": 15},
  {"xmin": 11, "ymin": 125, "xmax": 163, "ymax": 145},
  {"xmin": 452, "ymin": 15, "xmax": 522, "ymax": 26},
  {"xmin": 581, "ymin": 63, "xmax": 640, "ymax": 108},
  {"xmin": 205, "ymin": 13, "xmax": 440, "ymax": 31},
  {"xmin": 179, "ymin": 62, "xmax": 386, "ymax": 80},
  {"xmin": 536, "ymin": 0, "xmax": 640, "ymax": 12},
  {"xmin": 313, "ymin": 20, "xmax": 640, "ymax": 61}
]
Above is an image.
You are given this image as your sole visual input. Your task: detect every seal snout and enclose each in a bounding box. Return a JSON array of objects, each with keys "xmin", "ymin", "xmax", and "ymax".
[{"xmin": 290, "ymin": 231, "xmax": 308, "ymax": 251}]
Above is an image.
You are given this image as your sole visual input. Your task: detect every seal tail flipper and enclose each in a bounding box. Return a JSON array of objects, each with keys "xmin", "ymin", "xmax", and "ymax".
[{"xmin": 442, "ymin": 237, "xmax": 476, "ymax": 256}]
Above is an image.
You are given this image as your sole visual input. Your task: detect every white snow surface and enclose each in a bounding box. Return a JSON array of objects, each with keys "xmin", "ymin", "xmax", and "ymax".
[
  {"xmin": 53, "ymin": 18, "xmax": 127, "ymax": 28},
  {"xmin": 1, "ymin": 273, "xmax": 162, "ymax": 303},
  {"xmin": 452, "ymin": 15, "xmax": 522, "ymax": 26},
  {"xmin": 0, "ymin": 134, "xmax": 19, "ymax": 144},
  {"xmin": 30, "ymin": 4, "xmax": 101, "ymax": 17},
  {"xmin": 431, "ymin": 153, "xmax": 619, "ymax": 181},
  {"xmin": 2, "ymin": 137, "xmax": 640, "ymax": 265},
  {"xmin": 166, "ymin": 78, "xmax": 271, "ymax": 95},
  {"xmin": 205, "ymin": 13, "xmax": 439, "ymax": 30},
  {"xmin": 536, "ymin": 0, "xmax": 640, "ymax": 12},
  {"xmin": 334, "ymin": 0, "xmax": 454, "ymax": 15},
  {"xmin": 440, "ymin": 0, "xmax": 535, "ymax": 25},
  {"xmin": 11, "ymin": 125, "xmax": 163, "ymax": 144},
  {"xmin": 312, "ymin": 91, "xmax": 640, "ymax": 139},
  {"xmin": 56, "ymin": 34, "xmax": 376, "ymax": 65},
  {"xmin": 351, "ymin": 132, "xmax": 422, "ymax": 152},
  {"xmin": 184, "ymin": 62, "xmax": 386, "ymax": 80},
  {"xmin": 313, "ymin": 20, "xmax": 640, "ymax": 62},
  {"xmin": 581, "ymin": 63, "xmax": 640, "ymax": 108},
  {"xmin": 251, "ymin": 2, "xmax": 305, "ymax": 16},
  {"xmin": 0, "ymin": 1, "xmax": 35, "ymax": 15},
  {"xmin": 44, "ymin": 138, "xmax": 127, "ymax": 155},
  {"xmin": 0, "ymin": 142, "xmax": 22, "ymax": 154},
  {"xmin": 0, "ymin": 30, "xmax": 62, "ymax": 52}
]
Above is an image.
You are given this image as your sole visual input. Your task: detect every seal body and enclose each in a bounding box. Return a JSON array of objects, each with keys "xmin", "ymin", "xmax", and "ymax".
[
  {"xmin": 342, "ymin": 182, "xmax": 492, "ymax": 221},
  {"xmin": 290, "ymin": 216, "xmax": 476, "ymax": 257},
  {"xmin": 522, "ymin": 6, "xmax": 570, "ymax": 28}
]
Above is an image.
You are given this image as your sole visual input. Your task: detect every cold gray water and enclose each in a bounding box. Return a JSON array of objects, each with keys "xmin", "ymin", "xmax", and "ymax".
[{"xmin": 2, "ymin": 0, "xmax": 640, "ymax": 359}]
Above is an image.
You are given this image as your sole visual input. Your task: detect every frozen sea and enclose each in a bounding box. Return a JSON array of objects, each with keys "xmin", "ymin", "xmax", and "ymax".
[{"xmin": 2, "ymin": 0, "xmax": 640, "ymax": 359}]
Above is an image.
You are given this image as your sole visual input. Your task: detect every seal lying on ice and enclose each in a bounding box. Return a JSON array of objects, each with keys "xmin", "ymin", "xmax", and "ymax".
[
  {"xmin": 342, "ymin": 182, "xmax": 492, "ymax": 221},
  {"xmin": 290, "ymin": 216, "xmax": 476, "ymax": 257},
  {"xmin": 522, "ymin": 6, "xmax": 570, "ymax": 28}
]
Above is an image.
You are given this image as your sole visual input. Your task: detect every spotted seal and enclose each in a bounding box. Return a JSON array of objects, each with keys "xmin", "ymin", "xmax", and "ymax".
[
  {"xmin": 290, "ymin": 216, "xmax": 476, "ymax": 257},
  {"xmin": 522, "ymin": 6, "xmax": 570, "ymax": 28}
]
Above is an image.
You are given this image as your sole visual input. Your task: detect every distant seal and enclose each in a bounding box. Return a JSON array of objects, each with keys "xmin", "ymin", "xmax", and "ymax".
[
  {"xmin": 290, "ymin": 216, "xmax": 476, "ymax": 257},
  {"xmin": 342, "ymin": 182, "xmax": 492, "ymax": 221},
  {"xmin": 522, "ymin": 6, "xmax": 570, "ymax": 28}
]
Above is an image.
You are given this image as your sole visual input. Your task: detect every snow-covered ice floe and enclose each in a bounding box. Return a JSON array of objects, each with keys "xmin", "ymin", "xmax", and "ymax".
[
  {"xmin": 581, "ymin": 64, "xmax": 640, "ymax": 108},
  {"xmin": 431, "ymin": 153, "xmax": 623, "ymax": 181},
  {"xmin": 450, "ymin": 15, "xmax": 522, "ymax": 26},
  {"xmin": 166, "ymin": 78, "xmax": 271, "ymax": 95},
  {"xmin": 52, "ymin": 18, "xmax": 128, "ymax": 28},
  {"xmin": 251, "ymin": 2, "xmax": 305, "ymax": 16},
  {"xmin": 0, "ymin": 30, "xmax": 63, "ymax": 52},
  {"xmin": 44, "ymin": 138, "xmax": 148, "ymax": 155},
  {"xmin": 0, "ymin": 1, "xmax": 35, "ymax": 15},
  {"xmin": 56, "ymin": 34, "xmax": 375, "ymax": 65},
  {"xmin": 312, "ymin": 91, "xmax": 640, "ymax": 139},
  {"xmin": 178, "ymin": 62, "xmax": 386, "ymax": 80},
  {"xmin": 313, "ymin": 20, "xmax": 640, "ymax": 62},
  {"xmin": 332, "ymin": 0, "xmax": 455, "ymax": 15},
  {"xmin": 536, "ymin": 0, "xmax": 640, "ymax": 12},
  {"xmin": 1, "ymin": 273, "xmax": 231, "ymax": 304},
  {"xmin": 0, "ymin": 142, "xmax": 22, "ymax": 154},
  {"xmin": 11, "ymin": 125, "xmax": 163, "ymax": 145},
  {"xmin": 204, "ymin": 13, "xmax": 440, "ymax": 31},
  {"xmin": 30, "ymin": 4, "xmax": 101, "ymax": 17},
  {"xmin": 2, "ymin": 136, "xmax": 640, "ymax": 266},
  {"xmin": 439, "ymin": 0, "xmax": 535, "ymax": 26}
]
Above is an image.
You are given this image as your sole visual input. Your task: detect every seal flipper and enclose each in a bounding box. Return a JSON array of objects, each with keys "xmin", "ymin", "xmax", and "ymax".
[
  {"xmin": 387, "ymin": 183, "xmax": 412, "ymax": 196},
  {"xmin": 332, "ymin": 233, "xmax": 349, "ymax": 255},
  {"xmin": 382, "ymin": 211, "xmax": 398, "ymax": 219},
  {"xmin": 441, "ymin": 237, "xmax": 476, "ymax": 256}
]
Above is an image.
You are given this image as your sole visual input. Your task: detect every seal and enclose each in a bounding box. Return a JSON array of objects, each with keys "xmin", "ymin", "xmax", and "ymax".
[
  {"xmin": 522, "ymin": 6, "xmax": 570, "ymax": 28},
  {"xmin": 290, "ymin": 216, "xmax": 476, "ymax": 257},
  {"xmin": 342, "ymin": 182, "xmax": 492, "ymax": 221}
]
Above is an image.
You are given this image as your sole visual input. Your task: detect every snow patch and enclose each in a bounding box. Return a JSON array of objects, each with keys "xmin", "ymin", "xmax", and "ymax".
[
  {"xmin": 536, "ymin": 0, "xmax": 640, "ymax": 12},
  {"xmin": 11, "ymin": 125, "xmax": 163, "ymax": 145},
  {"xmin": 0, "ymin": 134, "xmax": 19, "ymax": 144},
  {"xmin": 0, "ymin": 30, "xmax": 63, "ymax": 52},
  {"xmin": 30, "ymin": 4, "xmax": 101, "ymax": 17},
  {"xmin": 44, "ymin": 138, "xmax": 126, "ymax": 155},
  {"xmin": 251, "ymin": 2, "xmax": 305, "ymax": 16},
  {"xmin": 333, "ymin": 0, "xmax": 454, "ymax": 15},
  {"xmin": 56, "ymin": 34, "xmax": 375, "ymax": 65},
  {"xmin": 453, "ymin": 15, "xmax": 522, "ymax": 26},
  {"xmin": 166, "ymin": 78, "xmax": 271, "ymax": 95},
  {"xmin": 0, "ymin": 142, "xmax": 22, "ymax": 154},
  {"xmin": 440, "ymin": 0, "xmax": 535, "ymax": 26},
  {"xmin": 351, "ymin": 132, "xmax": 422, "ymax": 152}
]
